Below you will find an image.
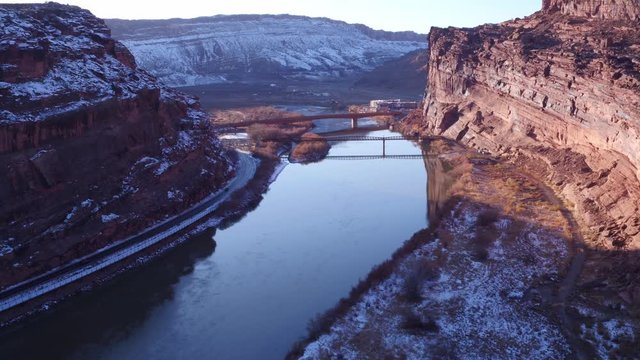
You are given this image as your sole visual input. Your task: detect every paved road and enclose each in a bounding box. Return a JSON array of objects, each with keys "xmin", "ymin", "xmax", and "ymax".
[{"xmin": 0, "ymin": 153, "xmax": 258, "ymax": 313}]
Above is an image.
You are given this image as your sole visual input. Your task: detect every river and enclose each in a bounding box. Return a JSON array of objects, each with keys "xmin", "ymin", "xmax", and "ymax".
[{"xmin": 0, "ymin": 122, "xmax": 428, "ymax": 360}]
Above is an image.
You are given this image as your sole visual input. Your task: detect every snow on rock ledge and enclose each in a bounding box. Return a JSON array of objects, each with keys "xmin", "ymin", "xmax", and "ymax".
[{"xmin": 0, "ymin": 2, "xmax": 234, "ymax": 290}]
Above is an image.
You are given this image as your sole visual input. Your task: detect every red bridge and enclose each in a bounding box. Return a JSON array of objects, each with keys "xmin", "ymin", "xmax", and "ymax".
[{"xmin": 213, "ymin": 111, "xmax": 403, "ymax": 129}]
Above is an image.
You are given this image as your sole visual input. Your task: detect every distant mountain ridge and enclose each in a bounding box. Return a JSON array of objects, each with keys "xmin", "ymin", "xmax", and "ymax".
[{"xmin": 106, "ymin": 14, "xmax": 427, "ymax": 87}]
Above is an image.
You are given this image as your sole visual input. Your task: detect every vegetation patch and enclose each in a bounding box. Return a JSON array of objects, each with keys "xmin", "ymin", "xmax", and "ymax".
[{"xmin": 290, "ymin": 133, "xmax": 330, "ymax": 164}]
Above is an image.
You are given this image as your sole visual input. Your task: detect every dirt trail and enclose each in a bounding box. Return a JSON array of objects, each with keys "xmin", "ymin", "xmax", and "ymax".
[{"xmin": 520, "ymin": 171, "xmax": 590, "ymax": 359}]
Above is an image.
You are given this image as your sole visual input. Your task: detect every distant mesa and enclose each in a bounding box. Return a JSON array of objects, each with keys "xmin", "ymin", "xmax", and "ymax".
[{"xmin": 105, "ymin": 15, "xmax": 427, "ymax": 87}]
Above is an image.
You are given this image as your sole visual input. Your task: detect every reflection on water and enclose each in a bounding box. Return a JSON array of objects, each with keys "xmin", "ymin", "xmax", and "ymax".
[
  {"xmin": 0, "ymin": 131, "xmax": 428, "ymax": 360},
  {"xmin": 425, "ymin": 155, "xmax": 453, "ymax": 225},
  {"xmin": 0, "ymin": 229, "xmax": 217, "ymax": 360},
  {"xmin": 423, "ymin": 142, "xmax": 463, "ymax": 225}
]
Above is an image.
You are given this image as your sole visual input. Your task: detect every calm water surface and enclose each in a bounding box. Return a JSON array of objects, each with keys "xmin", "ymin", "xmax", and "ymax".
[{"xmin": 0, "ymin": 130, "xmax": 427, "ymax": 360}]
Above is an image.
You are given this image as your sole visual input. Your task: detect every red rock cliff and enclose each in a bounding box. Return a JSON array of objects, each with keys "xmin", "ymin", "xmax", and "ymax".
[
  {"xmin": 0, "ymin": 3, "xmax": 235, "ymax": 287},
  {"xmin": 421, "ymin": 0, "xmax": 640, "ymax": 249},
  {"xmin": 544, "ymin": 0, "xmax": 640, "ymax": 20}
]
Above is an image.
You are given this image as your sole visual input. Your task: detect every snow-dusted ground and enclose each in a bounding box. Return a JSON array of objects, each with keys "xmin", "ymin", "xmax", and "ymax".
[
  {"xmin": 107, "ymin": 15, "xmax": 426, "ymax": 87},
  {"xmin": 301, "ymin": 202, "xmax": 573, "ymax": 359}
]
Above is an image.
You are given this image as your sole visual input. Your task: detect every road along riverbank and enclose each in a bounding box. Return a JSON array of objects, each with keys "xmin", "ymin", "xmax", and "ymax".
[{"xmin": 0, "ymin": 153, "xmax": 261, "ymax": 325}]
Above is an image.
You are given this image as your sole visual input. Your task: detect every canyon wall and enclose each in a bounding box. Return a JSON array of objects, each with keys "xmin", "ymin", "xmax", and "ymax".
[
  {"xmin": 0, "ymin": 3, "xmax": 234, "ymax": 287},
  {"xmin": 421, "ymin": 0, "xmax": 640, "ymax": 249}
]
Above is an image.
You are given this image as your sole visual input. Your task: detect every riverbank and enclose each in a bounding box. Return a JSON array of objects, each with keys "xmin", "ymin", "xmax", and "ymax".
[
  {"xmin": 0, "ymin": 154, "xmax": 281, "ymax": 327},
  {"xmin": 289, "ymin": 137, "xmax": 638, "ymax": 358},
  {"xmin": 0, "ymin": 128, "xmax": 428, "ymax": 360}
]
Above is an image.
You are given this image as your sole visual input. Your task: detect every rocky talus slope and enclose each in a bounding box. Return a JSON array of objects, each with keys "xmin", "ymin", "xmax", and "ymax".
[
  {"xmin": 0, "ymin": 3, "xmax": 234, "ymax": 288},
  {"xmin": 420, "ymin": 0, "xmax": 640, "ymax": 250}
]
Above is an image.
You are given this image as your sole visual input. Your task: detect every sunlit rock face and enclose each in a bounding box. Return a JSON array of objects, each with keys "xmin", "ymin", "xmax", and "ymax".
[
  {"xmin": 543, "ymin": 0, "xmax": 640, "ymax": 20},
  {"xmin": 0, "ymin": 3, "xmax": 234, "ymax": 287},
  {"xmin": 422, "ymin": 0, "xmax": 640, "ymax": 249}
]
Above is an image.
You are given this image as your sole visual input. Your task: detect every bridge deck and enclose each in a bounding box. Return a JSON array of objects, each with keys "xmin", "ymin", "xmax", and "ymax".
[
  {"xmin": 282, "ymin": 154, "xmax": 424, "ymax": 161},
  {"xmin": 213, "ymin": 112, "xmax": 402, "ymax": 128},
  {"xmin": 306, "ymin": 135, "xmax": 421, "ymax": 142}
]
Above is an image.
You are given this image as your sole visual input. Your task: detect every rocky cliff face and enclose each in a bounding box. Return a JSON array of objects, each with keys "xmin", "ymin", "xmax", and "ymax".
[
  {"xmin": 543, "ymin": 0, "xmax": 640, "ymax": 20},
  {"xmin": 105, "ymin": 15, "xmax": 426, "ymax": 87},
  {"xmin": 0, "ymin": 3, "xmax": 234, "ymax": 287},
  {"xmin": 420, "ymin": 0, "xmax": 640, "ymax": 249}
]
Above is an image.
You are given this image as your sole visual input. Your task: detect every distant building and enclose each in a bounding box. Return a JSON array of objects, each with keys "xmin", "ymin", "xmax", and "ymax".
[{"xmin": 369, "ymin": 99, "xmax": 419, "ymax": 112}]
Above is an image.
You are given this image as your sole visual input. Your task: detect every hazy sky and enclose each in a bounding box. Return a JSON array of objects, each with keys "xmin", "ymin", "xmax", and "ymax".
[{"xmin": 7, "ymin": 0, "xmax": 542, "ymax": 32}]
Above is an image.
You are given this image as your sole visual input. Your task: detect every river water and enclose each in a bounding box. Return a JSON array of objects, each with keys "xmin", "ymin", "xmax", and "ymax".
[{"xmin": 0, "ymin": 126, "xmax": 428, "ymax": 359}]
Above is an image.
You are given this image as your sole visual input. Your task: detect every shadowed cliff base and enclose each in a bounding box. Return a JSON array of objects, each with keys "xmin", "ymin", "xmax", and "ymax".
[
  {"xmin": 386, "ymin": 3, "xmax": 640, "ymax": 355},
  {"xmin": 288, "ymin": 138, "xmax": 638, "ymax": 359}
]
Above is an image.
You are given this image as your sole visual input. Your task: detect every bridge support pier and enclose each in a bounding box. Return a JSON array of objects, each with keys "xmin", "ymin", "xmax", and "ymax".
[
  {"xmin": 382, "ymin": 138, "xmax": 386, "ymax": 158},
  {"xmin": 351, "ymin": 117, "xmax": 358, "ymax": 129}
]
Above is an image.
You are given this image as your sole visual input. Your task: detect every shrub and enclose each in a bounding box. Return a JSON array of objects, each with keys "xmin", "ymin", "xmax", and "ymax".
[
  {"xmin": 403, "ymin": 273, "xmax": 423, "ymax": 303},
  {"xmin": 247, "ymin": 124, "xmax": 287, "ymax": 142},
  {"xmin": 402, "ymin": 262, "xmax": 439, "ymax": 303},
  {"xmin": 441, "ymin": 159, "xmax": 454, "ymax": 173},
  {"xmin": 477, "ymin": 209, "xmax": 500, "ymax": 227},
  {"xmin": 290, "ymin": 133, "xmax": 330, "ymax": 163},
  {"xmin": 473, "ymin": 248, "xmax": 489, "ymax": 262},
  {"xmin": 211, "ymin": 106, "xmax": 300, "ymax": 125},
  {"xmin": 506, "ymin": 220, "xmax": 525, "ymax": 243},
  {"xmin": 473, "ymin": 226, "xmax": 494, "ymax": 262},
  {"xmin": 400, "ymin": 309, "xmax": 439, "ymax": 334}
]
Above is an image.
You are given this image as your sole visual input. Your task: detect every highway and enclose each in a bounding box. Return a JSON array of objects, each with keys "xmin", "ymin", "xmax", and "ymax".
[{"xmin": 0, "ymin": 153, "xmax": 258, "ymax": 313}]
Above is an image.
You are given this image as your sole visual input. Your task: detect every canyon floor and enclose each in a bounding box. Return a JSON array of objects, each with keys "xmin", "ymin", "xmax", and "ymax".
[{"xmin": 180, "ymin": 77, "xmax": 423, "ymax": 110}]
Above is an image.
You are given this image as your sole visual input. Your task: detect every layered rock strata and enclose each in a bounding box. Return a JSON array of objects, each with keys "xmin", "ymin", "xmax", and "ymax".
[
  {"xmin": 421, "ymin": 0, "xmax": 640, "ymax": 249},
  {"xmin": 0, "ymin": 3, "xmax": 234, "ymax": 288}
]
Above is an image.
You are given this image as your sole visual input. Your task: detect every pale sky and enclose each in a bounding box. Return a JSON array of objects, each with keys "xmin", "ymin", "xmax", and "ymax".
[{"xmin": 6, "ymin": 0, "xmax": 542, "ymax": 32}]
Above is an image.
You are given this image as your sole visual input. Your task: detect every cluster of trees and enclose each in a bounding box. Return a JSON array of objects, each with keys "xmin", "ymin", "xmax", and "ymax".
[
  {"xmin": 210, "ymin": 106, "xmax": 298, "ymax": 125},
  {"xmin": 290, "ymin": 133, "xmax": 330, "ymax": 163}
]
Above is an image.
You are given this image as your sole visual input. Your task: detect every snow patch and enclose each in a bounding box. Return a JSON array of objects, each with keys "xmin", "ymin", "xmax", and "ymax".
[
  {"xmin": 0, "ymin": 244, "xmax": 14, "ymax": 257},
  {"xmin": 101, "ymin": 213, "xmax": 120, "ymax": 223},
  {"xmin": 154, "ymin": 161, "xmax": 171, "ymax": 176},
  {"xmin": 220, "ymin": 133, "xmax": 249, "ymax": 140},
  {"xmin": 167, "ymin": 189, "xmax": 184, "ymax": 201},
  {"xmin": 30, "ymin": 149, "xmax": 51, "ymax": 161}
]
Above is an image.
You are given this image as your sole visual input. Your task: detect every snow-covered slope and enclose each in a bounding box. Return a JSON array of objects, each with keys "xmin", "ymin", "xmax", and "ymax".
[{"xmin": 106, "ymin": 15, "xmax": 427, "ymax": 87}]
